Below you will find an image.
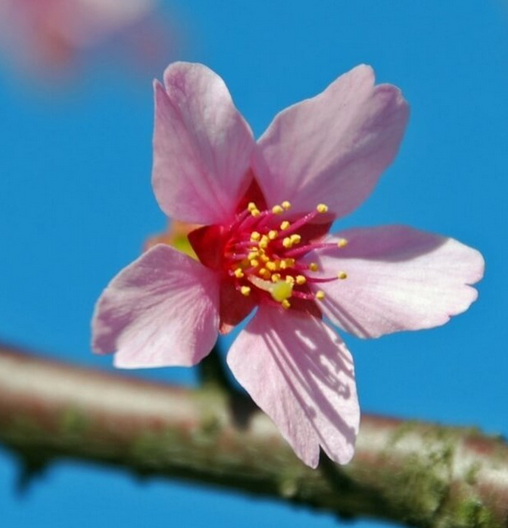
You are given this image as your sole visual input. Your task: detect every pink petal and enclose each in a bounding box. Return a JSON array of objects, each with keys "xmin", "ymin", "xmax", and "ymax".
[
  {"xmin": 227, "ymin": 305, "xmax": 359, "ymax": 468},
  {"xmin": 152, "ymin": 62, "xmax": 255, "ymax": 225},
  {"xmin": 253, "ymin": 65, "xmax": 409, "ymax": 218},
  {"xmin": 306, "ymin": 226, "xmax": 484, "ymax": 338},
  {"xmin": 92, "ymin": 244, "xmax": 220, "ymax": 368}
]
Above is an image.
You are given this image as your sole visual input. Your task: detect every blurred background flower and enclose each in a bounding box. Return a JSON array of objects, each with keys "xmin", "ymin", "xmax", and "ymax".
[{"xmin": 0, "ymin": 0, "xmax": 177, "ymax": 82}]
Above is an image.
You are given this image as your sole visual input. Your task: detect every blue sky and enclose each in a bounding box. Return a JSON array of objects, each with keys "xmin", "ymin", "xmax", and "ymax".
[{"xmin": 0, "ymin": 1, "xmax": 507, "ymax": 527}]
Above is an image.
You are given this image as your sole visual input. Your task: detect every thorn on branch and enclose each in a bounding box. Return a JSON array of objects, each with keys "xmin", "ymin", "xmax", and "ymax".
[{"xmin": 14, "ymin": 449, "xmax": 50, "ymax": 496}]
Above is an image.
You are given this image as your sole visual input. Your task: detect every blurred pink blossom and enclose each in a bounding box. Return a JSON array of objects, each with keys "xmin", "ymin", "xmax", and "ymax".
[
  {"xmin": 92, "ymin": 63, "xmax": 484, "ymax": 468},
  {"xmin": 0, "ymin": 0, "xmax": 173, "ymax": 79}
]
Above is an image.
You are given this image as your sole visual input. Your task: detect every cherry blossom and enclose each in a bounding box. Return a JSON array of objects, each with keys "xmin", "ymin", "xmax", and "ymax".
[{"xmin": 92, "ymin": 63, "xmax": 484, "ymax": 468}]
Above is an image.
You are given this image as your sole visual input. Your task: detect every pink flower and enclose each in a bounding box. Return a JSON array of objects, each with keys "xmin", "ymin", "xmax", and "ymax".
[
  {"xmin": 92, "ymin": 62, "xmax": 484, "ymax": 468},
  {"xmin": 0, "ymin": 0, "xmax": 167, "ymax": 77}
]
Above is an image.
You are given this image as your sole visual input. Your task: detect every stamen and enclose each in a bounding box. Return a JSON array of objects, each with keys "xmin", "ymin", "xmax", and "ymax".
[{"xmin": 225, "ymin": 199, "xmax": 344, "ymax": 312}]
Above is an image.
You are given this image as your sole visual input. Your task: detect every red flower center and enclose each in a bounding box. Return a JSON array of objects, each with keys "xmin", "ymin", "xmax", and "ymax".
[{"xmin": 188, "ymin": 180, "xmax": 348, "ymax": 331}]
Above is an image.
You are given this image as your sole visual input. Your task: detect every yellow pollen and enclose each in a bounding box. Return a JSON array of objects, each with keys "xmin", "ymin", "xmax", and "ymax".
[
  {"xmin": 233, "ymin": 268, "xmax": 244, "ymax": 279},
  {"xmin": 281, "ymin": 299, "xmax": 291, "ymax": 310},
  {"xmin": 282, "ymin": 201, "xmax": 291, "ymax": 210},
  {"xmin": 309, "ymin": 262, "xmax": 319, "ymax": 272},
  {"xmin": 280, "ymin": 220, "xmax": 290, "ymax": 230},
  {"xmin": 250, "ymin": 232, "xmax": 261, "ymax": 241},
  {"xmin": 272, "ymin": 205, "xmax": 284, "ymax": 214},
  {"xmin": 337, "ymin": 238, "xmax": 348, "ymax": 248},
  {"xmin": 317, "ymin": 204, "xmax": 328, "ymax": 213},
  {"xmin": 250, "ymin": 208, "xmax": 261, "ymax": 217},
  {"xmin": 290, "ymin": 234, "xmax": 301, "ymax": 245},
  {"xmin": 338, "ymin": 271, "xmax": 348, "ymax": 280},
  {"xmin": 240, "ymin": 286, "xmax": 251, "ymax": 296},
  {"xmin": 259, "ymin": 268, "xmax": 271, "ymax": 279},
  {"xmin": 247, "ymin": 202, "xmax": 258, "ymax": 211},
  {"xmin": 316, "ymin": 290, "xmax": 325, "ymax": 300},
  {"xmin": 268, "ymin": 230, "xmax": 278, "ymax": 240},
  {"xmin": 260, "ymin": 254, "xmax": 269, "ymax": 263},
  {"xmin": 285, "ymin": 276, "xmax": 295, "ymax": 284},
  {"xmin": 266, "ymin": 261, "xmax": 277, "ymax": 271},
  {"xmin": 271, "ymin": 273, "xmax": 281, "ymax": 282},
  {"xmin": 280, "ymin": 258, "xmax": 295, "ymax": 270},
  {"xmin": 296, "ymin": 275, "xmax": 306, "ymax": 285},
  {"xmin": 259, "ymin": 235, "xmax": 269, "ymax": 249},
  {"xmin": 250, "ymin": 259, "xmax": 259, "ymax": 268},
  {"xmin": 282, "ymin": 237, "xmax": 293, "ymax": 248},
  {"xmin": 247, "ymin": 251, "xmax": 259, "ymax": 260}
]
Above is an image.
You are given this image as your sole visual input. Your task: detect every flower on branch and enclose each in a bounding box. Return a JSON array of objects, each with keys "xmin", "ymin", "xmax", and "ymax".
[{"xmin": 92, "ymin": 62, "xmax": 484, "ymax": 468}]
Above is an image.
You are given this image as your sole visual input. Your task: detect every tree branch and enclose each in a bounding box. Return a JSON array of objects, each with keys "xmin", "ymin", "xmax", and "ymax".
[{"xmin": 0, "ymin": 344, "xmax": 507, "ymax": 527}]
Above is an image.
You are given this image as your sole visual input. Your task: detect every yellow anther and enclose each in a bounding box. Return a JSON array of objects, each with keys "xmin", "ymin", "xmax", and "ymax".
[
  {"xmin": 309, "ymin": 262, "xmax": 319, "ymax": 272},
  {"xmin": 250, "ymin": 259, "xmax": 259, "ymax": 268},
  {"xmin": 337, "ymin": 238, "xmax": 348, "ymax": 248},
  {"xmin": 280, "ymin": 258, "xmax": 294, "ymax": 270},
  {"xmin": 272, "ymin": 205, "xmax": 284, "ymax": 214},
  {"xmin": 280, "ymin": 220, "xmax": 290, "ymax": 230},
  {"xmin": 250, "ymin": 231, "xmax": 261, "ymax": 241},
  {"xmin": 271, "ymin": 273, "xmax": 281, "ymax": 283},
  {"xmin": 290, "ymin": 234, "xmax": 301, "ymax": 245},
  {"xmin": 282, "ymin": 201, "xmax": 291, "ymax": 210},
  {"xmin": 247, "ymin": 202, "xmax": 257, "ymax": 211},
  {"xmin": 259, "ymin": 268, "xmax": 271, "ymax": 279},
  {"xmin": 240, "ymin": 286, "xmax": 251, "ymax": 296},
  {"xmin": 266, "ymin": 261, "xmax": 277, "ymax": 271},
  {"xmin": 282, "ymin": 237, "xmax": 293, "ymax": 248},
  {"xmin": 247, "ymin": 252, "xmax": 259, "ymax": 261},
  {"xmin": 250, "ymin": 208, "xmax": 261, "ymax": 217},
  {"xmin": 338, "ymin": 271, "xmax": 348, "ymax": 280},
  {"xmin": 316, "ymin": 290, "xmax": 325, "ymax": 300},
  {"xmin": 285, "ymin": 276, "xmax": 295, "ymax": 284},
  {"xmin": 268, "ymin": 230, "xmax": 278, "ymax": 240},
  {"xmin": 260, "ymin": 254, "xmax": 269, "ymax": 263},
  {"xmin": 317, "ymin": 204, "xmax": 328, "ymax": 213},
  {"xmin": 233, "ymin": 268, "xmax": 244, "ymax": 279},
  {"xmin": 296, "ymin": 275, "xmax": 307, "ymax": 285},
  {"xmin": 259, "ymin": 235, "xmax": 269, "ymax": 249},
  {"xmin": 281, "ymin": 299, "xmax": 291, "ymax": 310}
]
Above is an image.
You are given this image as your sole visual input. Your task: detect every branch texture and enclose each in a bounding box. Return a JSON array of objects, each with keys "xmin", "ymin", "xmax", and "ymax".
[{"xmin": 0, "ymin": 344, "xmax": 507, "ymax": 528}]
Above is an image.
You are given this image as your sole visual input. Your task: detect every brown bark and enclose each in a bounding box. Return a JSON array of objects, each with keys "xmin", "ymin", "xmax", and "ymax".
[{"xmin": 0, "ymin": 344, "xmax": 507, "ymax": 527}]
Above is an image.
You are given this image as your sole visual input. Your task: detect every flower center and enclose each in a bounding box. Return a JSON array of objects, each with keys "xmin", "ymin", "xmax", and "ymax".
[{"xmin": 222, "ymin": 200, "xmax": 347, "ymax": 310}]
